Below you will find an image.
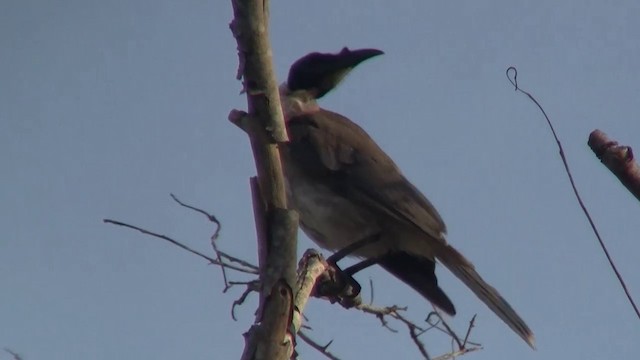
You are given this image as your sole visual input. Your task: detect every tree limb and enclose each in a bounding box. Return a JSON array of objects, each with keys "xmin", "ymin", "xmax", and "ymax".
[
  {"xmin": 588, "ymin": 129, "xmax": 640, "ymax": 202},
  {"xmin": 229, "ymin": 0, "xmax": 298, "ymax": 359}
]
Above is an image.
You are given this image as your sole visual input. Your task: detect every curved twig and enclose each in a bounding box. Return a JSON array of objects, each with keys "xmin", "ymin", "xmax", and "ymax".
[{"xmin": 506, "ymin": 67, "xmax": 640, "ymax": 320}]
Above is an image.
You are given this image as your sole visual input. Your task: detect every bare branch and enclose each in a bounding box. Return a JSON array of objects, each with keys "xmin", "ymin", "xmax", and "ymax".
[
  {"xmin": 506, "ymin": 67, "xmax": 640, "ymax": 321},
  {"xmin": 357, "ymin": 304, "xmax": 431, "ymax": 359},
  {"xmin": 105, "ymin": 211, "xmax": 481, "ymax": 359},
  {"xmin": 219, "ymin": 251, "xmax": 259, "ymax": 272},
  {"xmin": 103, "ymin": 219, "xmax": 257, "ymax": 275},
  {"xmin": 427, "ymin": 311, "xmax": 462, "ymax": 349},
  {"xmin": 170, "ymin": 193, "xmax": 221, "ymax": 234},
  {"xmin": 292, "ymin": 250, "xmax": 328, "ymax": 333},
  {"xmin": 353, "ymin": 302, "xmax": 481, "ymax": 359},
  {"xmin": 240, "ymin": 280, "xmax": 295, "ymax": 360},
  {"xmin": 407, "ymin": 322, "xmax": 432, "ymax": 360},
  {"xmin": 229, "ymin": 0, "xmax": 298, "ymax": 358},
  {"xmin": 170, "ymin": 193, "xmax": 229, "ymax": 289},
  {"xmin": 432, "ymin": 346, "xmax": 481, "ymax": 360},
  {"xmin": 588, "ymin": 129, "xmax": 640, "ymax": 202},
  {"xmin": 4, "ymin": 348, "xmax": 23, "ymax": 360},
  {"xmin": 231, "ymin": 280, "xmax": 261, "ymax": 320},
  {"xmin": 462, "ymin": 314, "xmax": 477, "ymax": 347},
  {"xmin": 298, "ymin": 331, "xmax": 341, "ymax": 360},
  {"xmin": 228, "ymin": 0, "xmax": 289, "ymax": 209}
]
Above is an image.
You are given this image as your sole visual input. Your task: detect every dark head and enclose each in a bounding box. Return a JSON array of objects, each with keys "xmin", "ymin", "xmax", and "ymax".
[{"xmin": 286, "ymin": 47, "xmax": 384, "ymax": 99}]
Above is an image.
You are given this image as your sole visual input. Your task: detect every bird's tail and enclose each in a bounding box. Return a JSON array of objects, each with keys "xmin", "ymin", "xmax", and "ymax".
[
  {"xmin": 435, "ymin": 243, "xmax": 536, "ymax": 349},
  {"xmin": 378, "ymin": 252, "xmax": 457, "ymax": 316}
]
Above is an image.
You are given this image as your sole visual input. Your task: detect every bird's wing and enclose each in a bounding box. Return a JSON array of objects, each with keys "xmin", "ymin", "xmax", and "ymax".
[
  {"xmin": 286, "ymin": 109, "xmax": 536, "ymax": 348},
  {"xmin": 286, "ymin": 109, "xmax": 447, "ymax": 243}
]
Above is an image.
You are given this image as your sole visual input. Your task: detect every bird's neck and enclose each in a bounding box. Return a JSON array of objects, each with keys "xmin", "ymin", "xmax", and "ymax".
[{"xmin": 279, "ymin": 82, "xmax": 320, "ymax": 121}]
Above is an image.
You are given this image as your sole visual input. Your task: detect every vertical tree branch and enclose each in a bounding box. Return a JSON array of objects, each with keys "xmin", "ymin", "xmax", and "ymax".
[
  {"xmin": 229, "ymin": 0, "xmax": 289, "ymax": 204},
  {"xmin": 229, "ymin": 0, "xmax": 298, "ymax": 359}
]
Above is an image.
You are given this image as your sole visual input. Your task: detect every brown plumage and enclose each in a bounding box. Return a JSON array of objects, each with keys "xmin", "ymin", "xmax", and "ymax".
[{"xmin": 280, "ymin": 48, "xmax": 535, "ymax": 348}]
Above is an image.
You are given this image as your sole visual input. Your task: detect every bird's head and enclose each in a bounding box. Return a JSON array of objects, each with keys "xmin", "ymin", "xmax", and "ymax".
[
  {"xmin": 280, "ymin": 47, "xmax": 384, "ymax": 119},
  {"xmin": 286, "ymin": 47, "xmax": 384, "ymax": 99}
]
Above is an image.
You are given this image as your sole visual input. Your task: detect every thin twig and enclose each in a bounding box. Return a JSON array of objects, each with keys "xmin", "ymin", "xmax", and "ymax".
[
  {"xmin": 356, "ymin": 304, "xmax": 431, "ymax": 359},
  {"xmin": 428, "ymin": 311, "xmax": 462, "ymax": 349},
  {"xmin": 355, "ymin": 302, "xmax": 481, "ymax": 359},
  {"xmin": 170, "ymin": 193, "xmax": 221, "ymax": 230},
  {"xmin": 103, "ymin": 219, "xmax": 258, "ymax": 274},
  {"xmin": 506, "ymin": 67, "xmax": 640, "ymax": 320},
  {"xmin": 462, "ymin": 315, "xmax": 477, "ymax": 347},
  {"xmin": 298, "ymin": 331, "xmax": 341, "ymax": 360},
  {"xmin": 4, "ymin": 348, "xmax": 23, "ymax": 360},
  {"xmin": 432, "ymin": 346, "xmax": 482, "ymax": 360},
  {"xmin": 219, "ymin": 251, "xmax": 259, "ymax": 271},
  {"xmin": 424, "ymin": 312, "xmax": 476, "ymax": 345},
  {"xmin": 408, "ymin": 323, "xmax": 432, "ymax": 360},
  {"xmin": 230, "ymin": 280, "xmax": 261, "ymax": 320},
  {"xmin": 170, "ymin": 193, "xmax": 229, "ymax": 289}
]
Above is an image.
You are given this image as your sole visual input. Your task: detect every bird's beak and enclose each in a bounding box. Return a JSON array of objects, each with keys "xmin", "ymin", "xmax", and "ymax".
[{"xmin": 287, "ymin": 47, "xmax": 384, "ymax": 99}]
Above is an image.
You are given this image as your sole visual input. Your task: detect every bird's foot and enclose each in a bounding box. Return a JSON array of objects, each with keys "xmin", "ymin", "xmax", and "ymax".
[
  {"xmin": 313, "ymin": 259, "xmax": 363, "ymax": 308},
  {"xmin": 313, "ymin": 234, "xmax": 383, "ymax": 308}
]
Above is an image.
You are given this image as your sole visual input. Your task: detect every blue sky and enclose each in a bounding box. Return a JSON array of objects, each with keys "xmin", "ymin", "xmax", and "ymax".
[{"xmin": 2, "ymin": 1, "xmax": 639, "ymax": 359}]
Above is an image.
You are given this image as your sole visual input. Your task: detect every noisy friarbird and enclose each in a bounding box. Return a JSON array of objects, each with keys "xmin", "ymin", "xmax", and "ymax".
[{"xmin": 278, "ymin": 47, "xmax": 535, "ymax": 348}]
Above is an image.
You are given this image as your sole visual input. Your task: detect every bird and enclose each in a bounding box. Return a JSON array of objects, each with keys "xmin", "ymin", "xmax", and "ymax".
[{"xmin": 278, "ymin": 47, "xmax": 535, "ymax": 348}]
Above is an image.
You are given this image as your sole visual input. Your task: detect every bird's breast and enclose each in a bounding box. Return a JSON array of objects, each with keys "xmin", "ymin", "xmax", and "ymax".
[{"xmin": 284, "ymin": 171, "xmax": 380, "ymax": 255}]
